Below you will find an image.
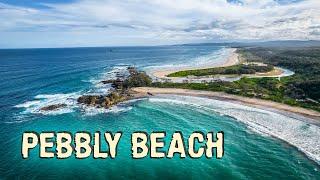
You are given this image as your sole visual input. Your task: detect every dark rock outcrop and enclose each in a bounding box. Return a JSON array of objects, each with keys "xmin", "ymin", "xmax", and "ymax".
[
  {"xmin": 78, "ymin": 66, "xmax": 151, "ymax": 109},
  {"xmin": 38, "ymin": 67, "xmax": 151, "ymax": 112},
  {"xmin": 77, "ymin": 92, "xmax": 127, "ymax": 108},
  {"xmin": 101, "ymin": 80, "xmax": 115, "ymax": 84},
  {"xmin": 40, "ymin": 104, "xmax": 67, "ymax": 111},
  {"xmin": 112, "ymin": 78, "xmax": 124, "ymax": 90}
]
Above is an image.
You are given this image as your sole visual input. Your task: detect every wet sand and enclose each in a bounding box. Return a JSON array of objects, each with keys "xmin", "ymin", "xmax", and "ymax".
[{"xmin": 132, "ymin": 87, "xmax": 320, "ymax": 121}]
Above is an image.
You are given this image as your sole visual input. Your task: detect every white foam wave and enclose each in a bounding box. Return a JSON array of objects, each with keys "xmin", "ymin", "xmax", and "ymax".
[
  {"xmin": 15, "ymin": 91, "xmax": 135, "ymax": 116},
  {"xmin": 148, "ymin": 95, "xmax": 320, "ymax": 165},
  {"xmin": 14, "ymin": 65, "xmax": 135, "ymax": 117},
  {"xmin": 145, "ymin": 47, "xmax": 232, "ymax": 76},
  {"xmin": 89, "ymin": 66, "xmax": 129, "ymax": 85},
  {"xmin": 81, "ymin": 104, "xmax": 132, "ymax": 116},
  {"xmin": 87, "ymin": 66, "xmax": 130, "ymax": 95},
  {"xmin": 15, "ymin": 92, "xmax": 81, "ymax": 115},
  {"xmin": 15, "ymin": 100, "xmax": 41, "ymax": 108}
]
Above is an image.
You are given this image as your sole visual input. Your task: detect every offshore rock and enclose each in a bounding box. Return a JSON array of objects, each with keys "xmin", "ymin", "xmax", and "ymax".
[
  {"xmin": 77, "ymin": 92, "xmax": 127, "ymax": 109},
  {"xmin": 40, "ymin": 104, "xmax": 67, "ymax": 111}
]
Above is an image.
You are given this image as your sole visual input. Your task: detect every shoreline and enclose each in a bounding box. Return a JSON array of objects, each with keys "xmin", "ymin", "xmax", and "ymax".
[
  {"xmin": 150, "ymin": 48, "xmax": 289, "ymax": 82},
  {"xmin": 151, "ymin": 48, "xmax": 239, "ymax": 79},
  {"xmin": 132, "ymin": 87, "xmax": 320, "ymax": 122}
]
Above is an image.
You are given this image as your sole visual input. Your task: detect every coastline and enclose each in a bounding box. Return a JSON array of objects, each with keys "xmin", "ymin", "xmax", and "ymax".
[
  {"xmin": 140, "ymin": 47, "xmax": 319, "ymax": 121},
  {"xmin": 150, "ymin": 48, "xmax": 289, "ymax": 82},
  {"xmin": 152, "ymin": 48, "xmax": 240, "ymax": 79},
  {"xmin": 132, "ymin": 87, "xmax": 320, "ymax": 121}
]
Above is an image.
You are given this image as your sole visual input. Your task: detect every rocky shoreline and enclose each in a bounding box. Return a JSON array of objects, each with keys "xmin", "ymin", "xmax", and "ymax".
[
  {"xmin": 40, "ymin": 67, "xmax": 151, "ymax": 111},
  {"xmin": 77, "ymin": 92, "xmax": 129, "ymax": 109}
]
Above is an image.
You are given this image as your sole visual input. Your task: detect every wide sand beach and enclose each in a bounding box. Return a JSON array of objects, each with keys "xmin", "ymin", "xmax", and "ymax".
[
  {"xmin": 151, "ymin": 48, "xmax": 287, "ymax": 82},
  {"xmin": 132, "ymin": 87, "xmax": 320, "ymax": 121},
  {"xmin": 139, "ymin": 48, "xmax": 319, "ymax": 120},
  {"xmin": 152, "ymin": 48, "xmax": 240, "ymax": 79}
]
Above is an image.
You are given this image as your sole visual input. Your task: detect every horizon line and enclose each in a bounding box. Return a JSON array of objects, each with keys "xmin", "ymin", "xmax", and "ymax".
[{"xmin": 1, "ymin": 40, "xmax": 320, "ymax": 50}]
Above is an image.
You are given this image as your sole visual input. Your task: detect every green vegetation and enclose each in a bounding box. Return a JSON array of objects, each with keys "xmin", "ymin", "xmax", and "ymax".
[
  {"xmin": 123, "ymin": 70, "xmax": 152, "ymax": 88},
  {"xmin": 238, "ymin": 47, "xmax": 320, "ymax": 101},
  {"xmin": 168, "ymin": 64, "xmax": 274, "ymax": 77},
  {"xmin": 152, "ymin": 47, "xmax": 320, "ymax": 112}
]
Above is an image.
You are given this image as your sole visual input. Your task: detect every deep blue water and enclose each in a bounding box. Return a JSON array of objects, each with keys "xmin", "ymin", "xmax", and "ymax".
[{"xmin": 0, "ymin": 45, "xmax": 319, "ymax": 179}]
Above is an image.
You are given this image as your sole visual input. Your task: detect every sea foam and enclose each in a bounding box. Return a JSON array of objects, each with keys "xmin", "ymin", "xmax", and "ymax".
[
  {"xmin": 87, "ymin": 65, "xmax": 130, "ymax": 95},
  {"xmin": 15, "ymin": 92, "xmax": 80, "ymax": 115},
  {"xmin": 145, "ymin": 47, "xmax": 232, "ymax": 77},
  {"xmin": 14, "ymin": 65, "xmax": 133, "ymax": 116},
  {"xmin": 148, "ymin": 95, "xmax": 320, "ymax": 165}
]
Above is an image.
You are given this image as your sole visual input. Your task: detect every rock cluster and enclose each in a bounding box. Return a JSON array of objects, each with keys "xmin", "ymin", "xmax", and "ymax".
[
  {"xmin": 40, "ymin": 104, "xmax": 67, "ymax": 111},
  {"xmin": 28, "ymin": 66, "xmax": 149, "ymax": 111},
  {"xmin": 77, "ymin": 92, "xmax": 128, "ymax": 108},
  {"xmin": 40, "ymin": 67, "xmax": 150, "ymax": 111}
]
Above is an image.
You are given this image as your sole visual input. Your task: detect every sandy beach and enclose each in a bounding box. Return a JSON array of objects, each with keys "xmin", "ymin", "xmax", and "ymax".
[
  {"xmin": 132, "ymin": 87, "xmax": 320, "ymax": 121},
  {"xmin": 152, "ymin": 48, "xmax": 240, "ymax": 79},
  {"xmin": 136, "ymin": 48, "xmax": 320, "ymax": 120},
  {"xmin": 151, "ymin": 48, "xmax": 287, "ymax": 81}
]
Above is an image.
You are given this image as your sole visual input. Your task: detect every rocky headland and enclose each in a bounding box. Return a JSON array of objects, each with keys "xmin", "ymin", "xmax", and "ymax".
[{"xmin": 40, "ymin": 67, "xmax": 152, "ymax": 111}]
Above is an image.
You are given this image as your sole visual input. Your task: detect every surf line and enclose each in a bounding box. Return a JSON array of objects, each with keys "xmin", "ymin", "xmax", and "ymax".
[{"xmin": 21, "ymin": 131, "xmax": 224, "ymax": 159}]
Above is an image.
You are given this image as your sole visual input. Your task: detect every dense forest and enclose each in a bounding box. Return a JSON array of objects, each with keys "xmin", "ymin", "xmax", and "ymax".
[
  {"xmin": 238, "ymin": 47, "xmax": 320, "ymax": 101},
  {"xmin": 152, "ymin": 47, "xmax": 320, "ymax": 111}
]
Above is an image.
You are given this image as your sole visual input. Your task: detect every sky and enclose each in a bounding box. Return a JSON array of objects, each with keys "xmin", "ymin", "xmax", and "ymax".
[{"xmin": 0, "ymin": 0, "xmax": 319, "ymax": 48}]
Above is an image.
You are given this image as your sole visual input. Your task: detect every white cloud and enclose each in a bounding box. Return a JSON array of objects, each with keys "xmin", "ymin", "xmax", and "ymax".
[{"xmin": 0, "ymin": 0, "xmax": 319, "ymax": 47}]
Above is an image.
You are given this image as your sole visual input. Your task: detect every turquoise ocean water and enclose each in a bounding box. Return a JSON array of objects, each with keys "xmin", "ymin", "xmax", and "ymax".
[{"xmin": 0, "ymin": 45, "xmax": 319, "ymax": 179}]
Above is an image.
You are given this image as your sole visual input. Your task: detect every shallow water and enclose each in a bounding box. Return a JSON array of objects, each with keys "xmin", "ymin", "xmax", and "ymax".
[{"xmin": 0, "ymin": 45, "xmax": 319, "ymax": 179}]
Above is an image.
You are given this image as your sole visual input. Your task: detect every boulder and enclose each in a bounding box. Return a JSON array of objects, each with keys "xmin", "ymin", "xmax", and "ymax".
[
  {"xmin": 101, "ymin": 80, "xmax": 115, "ymax": 84},
  {"xmin": 40, "ymin": 104, "xmax": 67, "ymax": 111},
  {"xmin": 77, "ymin": 95, "xmax": 100, "ymax": 105},
  {"xmin": 77, "ymin": 93, "xmax": 126, "ymax": 109}
]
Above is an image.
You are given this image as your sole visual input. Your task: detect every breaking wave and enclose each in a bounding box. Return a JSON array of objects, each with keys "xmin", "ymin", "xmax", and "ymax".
[
  {"xmin": 87, "ymin": 65, "xmax": 130, "ymax": 95},
  {"xmin": 14, "ymin": 65, "xmax": 133, "ymax": 117},
  {"xmin": 14, "ymin": 92, "xmax": 80, "ymax": 115},
  {"xmin": 145, "ymin": 47, "xmax": 233, "ymax": 77},
  {"xmin": 148, "ymin": 95, "xmax": 320, "ymax": 165}
]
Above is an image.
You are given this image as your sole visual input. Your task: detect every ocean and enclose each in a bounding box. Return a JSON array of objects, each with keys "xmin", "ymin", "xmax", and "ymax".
[{"xmin": 0, "ymin": 45, "xmax": 319, "ymax": 179}]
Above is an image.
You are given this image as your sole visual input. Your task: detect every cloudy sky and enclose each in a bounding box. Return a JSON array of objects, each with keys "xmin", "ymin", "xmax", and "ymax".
[{"xmin": 0, "ymin": 0, "xmax": 319, "ymax": 48}]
